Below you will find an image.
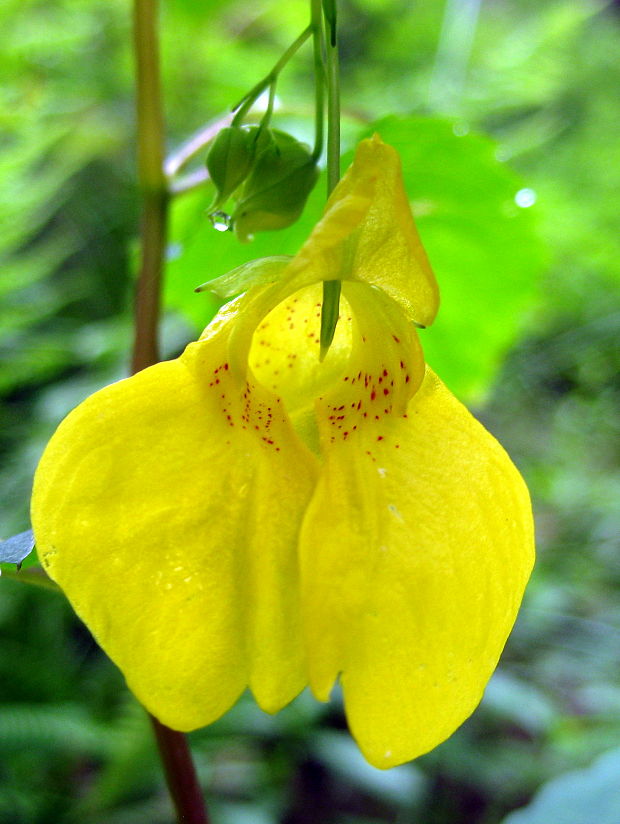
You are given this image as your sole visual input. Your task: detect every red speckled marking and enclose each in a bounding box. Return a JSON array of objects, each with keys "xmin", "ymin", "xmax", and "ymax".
[{"xmin": 205, "ymin": 361, "xmax": 287, "ymax": 452}]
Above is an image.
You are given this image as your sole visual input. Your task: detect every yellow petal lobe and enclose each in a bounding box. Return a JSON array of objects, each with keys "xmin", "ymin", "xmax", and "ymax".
[
  {"xmin": 301, "ymin": 367, "xmax": 534, "ymax": 768},
  {"xmin": 32, "ymin": 309, "xmax": 318, "ymax": 729}
]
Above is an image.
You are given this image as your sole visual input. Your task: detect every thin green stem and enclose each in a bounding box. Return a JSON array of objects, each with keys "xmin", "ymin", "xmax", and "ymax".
[
  {"xmin": 232, "ymin": 24, "xmax": 312, "ymax": 126},
  {"xmin": 310, "ymin": 0, "xmax": 325, "ymax": 161},
  {"xmin": 263, "ymin": 80, "xmax": 278, "ymax": 129},
  {"xmin": 325, "ymin": 16, "xmax": 341, "ymax": 196},
  {"xmin": 132, "ymin": 3, "xmax": 210, "ymax": 822},
  {"xmin": 132, "ymin": 0, "xmax": 168, "ymax": 374},
  {"xmin": 319, "ymin": 0, "xmax": 342, "ymax": 360}
]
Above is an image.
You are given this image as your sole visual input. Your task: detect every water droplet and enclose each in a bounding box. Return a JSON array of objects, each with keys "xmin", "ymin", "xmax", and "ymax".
[
  {"xmin": 209, "ymin": 210, "xmax": 232, "ymax": 232},
  {"xmin": 452, "ymin": 122, "xmax": 469, "ymax": 137},
  {"xmin": 377, "ymin": 467, "xmax": 387, "ymax": 478},
  {"xmin": 515, "ymin": 188, "xmax": 537, "ymax": 208}
]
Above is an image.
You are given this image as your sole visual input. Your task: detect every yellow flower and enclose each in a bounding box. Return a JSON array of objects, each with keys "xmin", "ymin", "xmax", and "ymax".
[{"xmin": 31, "ymin": 136, "xmax": 534, "ymax": 768}]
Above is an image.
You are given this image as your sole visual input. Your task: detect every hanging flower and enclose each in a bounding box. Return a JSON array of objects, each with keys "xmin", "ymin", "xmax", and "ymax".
[{"xmin": 31, "ymin": 136, "xmax": 534, "ymax": 769}]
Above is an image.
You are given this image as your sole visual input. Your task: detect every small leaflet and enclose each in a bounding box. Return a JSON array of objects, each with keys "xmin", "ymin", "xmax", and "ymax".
[{"xmin": 0, "ymin": 529, "xmax": 36, "ymax": 571}]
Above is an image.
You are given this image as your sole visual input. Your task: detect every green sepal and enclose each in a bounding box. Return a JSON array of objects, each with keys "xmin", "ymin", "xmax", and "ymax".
[
  {"xmin": 233, "ymin": 130, "xmax": 319, "ymax": 242},
  {"xmin": 195, "ymin": 255, "xmax": 293, "ymax": 299},
  {"xmin": 206, "ymin": 126, "xmax": 269, "ymax": 211}
]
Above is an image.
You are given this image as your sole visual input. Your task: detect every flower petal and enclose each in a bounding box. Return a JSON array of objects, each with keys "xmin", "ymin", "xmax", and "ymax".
[
  {"xmin": 31, "ymin": 311, "xmax": 319, "ymax": 730},
  {"xmin": 281, "ymin": 135, "xmax": 439, "ymax": 327},
  {"xmin": 300, "ymin": 367, "xmax": 534, "ymax": 768}
]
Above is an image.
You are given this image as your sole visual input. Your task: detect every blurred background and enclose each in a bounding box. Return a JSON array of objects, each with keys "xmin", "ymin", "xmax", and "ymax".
[{"xmin": 1, "ymin": 0, "xmax": 619, "ymax": 821}]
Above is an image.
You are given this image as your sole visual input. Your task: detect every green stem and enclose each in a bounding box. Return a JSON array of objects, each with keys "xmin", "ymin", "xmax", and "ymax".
[
  {"xmin": 232, "ymin": 24, "xmax": 313, "ymax": 126},
  {"xmin": 310, "ymin": 0, "xmax": 325, "ymax": 161},
  {"xmin": 132, "ymin": 3, "xmax": 210, "ymax": 822},
  {"xmin": 263, "ymin": 80, "xmax": 277, "ymax": 129},
  {"xmin": 319, "ymin": 0, "xmax": 341, "ymax": 360},
  {"xmin": 325, "ymin": 14, "xmax": 341, "ymax": 196},
  {"xmin": 132, "ymin": 0, "xmax": 168, "ymax": 374}
]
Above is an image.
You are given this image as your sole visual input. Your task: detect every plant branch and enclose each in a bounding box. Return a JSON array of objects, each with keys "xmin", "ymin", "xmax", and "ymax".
[
  {"xmin": 231, "ymin": 24, "xmax": 312, "ymax": 126},
  {"xmin": 324, "ymin": 8, "xmax": 341, "ymax": 197},
  {"xmin": 150, "ymin": 716, "xmax": 210, "ymax": 824},
  {"xmin": 132, "ymin": 0, "xmax": 168, "ymax": 374},
  {"xmin": 165, "ymin": 113, "xmax": 233, "ymax": 179},
  {"xmin": 170, "ymin": 167, "xmax": 211, "ymax": 197},
  {"xmin": 310, "ymin": 0, "xmax": 325, "ymax": 161}
]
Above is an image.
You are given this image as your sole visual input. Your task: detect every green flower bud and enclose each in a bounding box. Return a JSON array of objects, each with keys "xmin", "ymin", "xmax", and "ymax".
[
  {"xmin": 232, "ymin": 129, "xmax": 319, "ymax": 242},
  {"xmin": 206, "ymin": 126, "xmax": 267, "ymax": 211}
]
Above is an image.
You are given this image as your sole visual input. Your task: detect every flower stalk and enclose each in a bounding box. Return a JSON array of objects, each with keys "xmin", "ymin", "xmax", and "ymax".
[
  {"xmin": 319, "ymin": 0, "xmax": 342, "ymax": 358},
  {"xmin": 231, "ymin": 25, "xmax": 313, "ymax": 127}
]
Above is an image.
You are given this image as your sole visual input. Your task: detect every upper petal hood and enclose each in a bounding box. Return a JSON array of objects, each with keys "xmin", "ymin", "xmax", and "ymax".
[{"xmin": 256, "ymin": 135, "xmax": 439, "ymax": 328}]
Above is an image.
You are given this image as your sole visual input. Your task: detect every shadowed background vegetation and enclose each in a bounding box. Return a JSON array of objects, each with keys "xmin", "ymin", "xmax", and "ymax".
[{"xmin": 1, "ymin": 0, "xmax": 619, "ymax": 822}]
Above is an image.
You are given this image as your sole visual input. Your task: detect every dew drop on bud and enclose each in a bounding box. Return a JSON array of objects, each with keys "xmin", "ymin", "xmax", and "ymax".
[{"xmin": 209, "ymin": 211, "xmax": 232, "ymax": 232}]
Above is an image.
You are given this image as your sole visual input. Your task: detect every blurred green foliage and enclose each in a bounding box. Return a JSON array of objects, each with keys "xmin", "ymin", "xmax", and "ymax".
[{"xmin": 1, "ymin": 0, "xmax": 619, "ymax": 822}]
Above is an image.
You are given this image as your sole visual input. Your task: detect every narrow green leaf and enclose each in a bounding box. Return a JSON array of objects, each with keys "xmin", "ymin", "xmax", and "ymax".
[{"xmin": 195, "ymin": 255, "xmax": 292, "ymax": 298}]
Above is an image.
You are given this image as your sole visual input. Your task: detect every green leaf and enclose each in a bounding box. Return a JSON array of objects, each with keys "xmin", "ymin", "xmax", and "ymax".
[
  {"xmin": 501, "ymin": 748, "xmax": 620, "ymax": 824},
  {"xmin": 195, "ymin": 255, "xmax": 293, "ymax": 298}
]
